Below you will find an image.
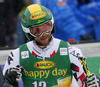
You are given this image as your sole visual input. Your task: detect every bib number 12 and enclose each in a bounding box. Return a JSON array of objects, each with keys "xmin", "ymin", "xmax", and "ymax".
[{"xmin": 32, "ymin": 81, "xmax": 46, "ymax": 87}]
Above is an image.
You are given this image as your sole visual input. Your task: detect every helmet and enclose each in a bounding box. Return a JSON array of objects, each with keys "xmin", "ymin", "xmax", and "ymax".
[{"xmin": 21, "ymin": 4, "xmax": 55, "ymax": 41}]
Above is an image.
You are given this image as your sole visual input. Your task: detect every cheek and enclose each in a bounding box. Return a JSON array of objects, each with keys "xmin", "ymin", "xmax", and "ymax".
[
  {"xmin": 48, "ymin": 33, "xmax": 52, "ymax": 37},
  {"xmin": 35, "ymin": 33, "xmax": 52, "ymax": 40},
  {"xmin": 34, "ymin": 37, "xmax": 39, "ymax": 41},
  {"xmin": 30, "ymin": 29, "xmax": 35, "ymax": 34}
]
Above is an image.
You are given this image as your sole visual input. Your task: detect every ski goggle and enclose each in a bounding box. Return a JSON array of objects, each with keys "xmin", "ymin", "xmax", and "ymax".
[{"xmin": 29, "ymin": 21, "xmax": 53, "ymax": 37}]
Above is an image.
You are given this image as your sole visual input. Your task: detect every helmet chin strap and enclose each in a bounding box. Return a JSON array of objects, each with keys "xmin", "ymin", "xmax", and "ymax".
[{"xmin": 35, "ymin": 36, "xmax": 52, "ymax": 46}]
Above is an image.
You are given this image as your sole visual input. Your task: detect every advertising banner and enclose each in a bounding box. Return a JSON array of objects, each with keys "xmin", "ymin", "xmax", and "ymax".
[{"xmin": 86, "ymin": 57, "xmax": 100, "ymax": 76}]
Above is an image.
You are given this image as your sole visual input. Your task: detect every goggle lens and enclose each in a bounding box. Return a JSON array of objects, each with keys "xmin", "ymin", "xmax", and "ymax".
[{"xmin": 29, "ymin": 21, "xmax": 53, "ymax": 37}]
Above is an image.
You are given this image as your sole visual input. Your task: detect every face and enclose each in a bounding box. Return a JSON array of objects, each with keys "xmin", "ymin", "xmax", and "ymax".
[
  {"xmin": 29, "ymin": 21, "xmax": 53, "ymax": 48},
  {"xmin": 34, "ymin": 32, "xmax": 52, "ymax": 47}
]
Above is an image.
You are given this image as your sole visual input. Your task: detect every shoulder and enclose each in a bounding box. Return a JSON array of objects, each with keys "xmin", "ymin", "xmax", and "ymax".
[
  {"xmin": 19, "ymin": 42, "xmax": 30, "ymax": 48},
  {"xmin": 53, "ymin": 38, "xmax": 61, "ymax": 44},
  {"xmin": 8, "ymin": 48, "xmax": 20, "ymax": 65},
  {"xmin": 3, "ymin": 48, "xmax": 20, "ymax": 74},
  {"xmin": 11, "ymin": 48, "xmax": 19, "ymax": 55},
  {"xmin": 68, "ymin": 43, "xmax": 83, "ymax": 58}
]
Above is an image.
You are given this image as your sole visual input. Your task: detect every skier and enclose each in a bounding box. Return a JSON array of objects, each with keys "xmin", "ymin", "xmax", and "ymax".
[{"xmin": 3, "ymin": 4, "xmax": 100, "ymax": 87}]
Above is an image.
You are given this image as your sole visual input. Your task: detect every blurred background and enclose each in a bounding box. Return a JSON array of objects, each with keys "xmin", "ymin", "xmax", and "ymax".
[{"xmin": 0, "ymin": 0, "xmax": 100, "ymax": 48}]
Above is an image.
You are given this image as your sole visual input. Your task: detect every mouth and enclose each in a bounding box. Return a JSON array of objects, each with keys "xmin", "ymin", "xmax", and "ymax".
[{"xmin": 40, "ymin": 36, "xmax": 48, "ymax": 40}]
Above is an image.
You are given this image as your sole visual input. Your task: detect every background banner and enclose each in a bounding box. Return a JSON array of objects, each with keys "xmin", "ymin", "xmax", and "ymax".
[{"xmin": 86, "ymin": 57, "xmax": 100, "ymax": 76}]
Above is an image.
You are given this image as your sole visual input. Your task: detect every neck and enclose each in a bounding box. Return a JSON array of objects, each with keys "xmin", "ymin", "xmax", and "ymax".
[
  {"xmin": 38, "ymin": 45, "xmax": 46, "ymax": 49},
  {"xmin": 36, "ymin": 36, "xmax": 53, "ymax": 49}
]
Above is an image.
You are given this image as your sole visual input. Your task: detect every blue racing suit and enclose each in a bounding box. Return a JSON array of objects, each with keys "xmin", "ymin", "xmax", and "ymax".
[{"xmin": 67, "ymin": 0, "xmax": 100, "ymax": 40}]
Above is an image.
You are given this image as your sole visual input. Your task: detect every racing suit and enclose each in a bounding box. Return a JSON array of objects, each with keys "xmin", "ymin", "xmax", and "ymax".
[
  {"xmin": 3, "ymin": 37, "xmax": 86, "ymax": 87},
  {"xmin": 67, "ymin": 0, "xmax": 100, "ymax": 40}
]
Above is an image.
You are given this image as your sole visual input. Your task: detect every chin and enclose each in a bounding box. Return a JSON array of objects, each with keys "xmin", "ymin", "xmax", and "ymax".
[
  {"xmin": 41, "ymin": 42, "xmax": 49, "ymax": 46},
  {"xmin": 41, "ymin": 40, "xmax": 49, "ymax": 46}
]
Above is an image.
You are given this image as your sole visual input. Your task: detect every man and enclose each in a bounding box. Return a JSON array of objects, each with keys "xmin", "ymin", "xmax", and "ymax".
[
  {"xmin": 3, "ymin": 4, "xmax": 100, "ymax": 87},
  {"xmin": 0, "ymin": 0, "xmax": 24, "ymax": 47},
  {"xmin": 0, "ymin": 66, "xmax": 25, "ymax": 87}
]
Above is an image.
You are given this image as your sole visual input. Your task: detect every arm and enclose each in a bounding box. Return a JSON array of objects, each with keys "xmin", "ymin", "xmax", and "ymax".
[
  {"xmin": 68, "ymin": 44, "xmax": 100, "ymax": 87},
  {"xmin": 69, "ymin": 45, "xmax": 86, "ymax": 87},
  {"xmin": 3, "ymin": 48, "xmax": 20, "ymax": 74},
  {"xmin": 3, "ymin": 48, "xmax": 20, "ymax": 87}
]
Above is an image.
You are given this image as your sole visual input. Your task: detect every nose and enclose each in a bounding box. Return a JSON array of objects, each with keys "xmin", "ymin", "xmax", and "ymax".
[{"xmin": 40, "ymin": 32, "xmax": 47, "ymax": 37}]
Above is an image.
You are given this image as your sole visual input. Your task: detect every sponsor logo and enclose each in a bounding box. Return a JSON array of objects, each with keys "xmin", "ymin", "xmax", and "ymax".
[
  {"xmin": 70, "ymin": 50, "xmax": 80, "ymax": 58},
  {"xmin": 37, "ymin": 20, "xmax": 44, "ymax": 23},
  {"xmin": 34, "ymin": 61, "xmax": 55, "ymax": 69},
  {"xmin": 21, "ymin": 18, "xmax": 25, "ymax": 23},
  {"xmin": 21, "ymin": 51, "xmax": 29, "ymax": 59},
  {"xmin": 24, "ymin": 68, "xmax": 67, "ymax": 78},
  {"xmin": 60, "ymin": 48, "xmax": 68, "ymax": 55},
  {"xmin": 30, "ymin": 11, "xmax": 46, "ymax": 20}
]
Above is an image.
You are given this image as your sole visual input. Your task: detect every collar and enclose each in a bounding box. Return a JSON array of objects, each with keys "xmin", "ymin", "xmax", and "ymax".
[{"xmin": 26, "ymin": 36, "xmax": 60, "ymax": 58}]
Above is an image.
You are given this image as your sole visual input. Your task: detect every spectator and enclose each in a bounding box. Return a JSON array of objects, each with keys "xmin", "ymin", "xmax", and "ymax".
[
  {"xmin": 67, "ymin": 0, "xmax": 100, "ymax": 41},
  {"xmin": 0, "ymin": 0, "xmax": 24, "ymax": 47},
  {"xmin": 17, "ymin": 0, "xmax": 32, "ymax": 46},
  {"xmin": 40, "ymin": 0, "xmax": 90, "ymax": 42}
]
